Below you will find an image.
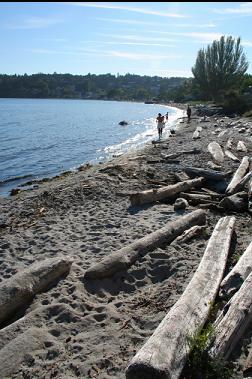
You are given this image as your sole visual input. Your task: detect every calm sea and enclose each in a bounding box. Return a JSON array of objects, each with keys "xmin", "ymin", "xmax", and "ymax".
[{"xmin": 0, "ymin": 98, "xmax": 184, "ymax": 197}]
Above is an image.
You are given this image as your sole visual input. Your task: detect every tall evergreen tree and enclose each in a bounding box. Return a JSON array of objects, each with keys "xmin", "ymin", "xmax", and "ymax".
[{"xmin": 192, "ymin": 36, "xmax": 249, "ymax": 101}]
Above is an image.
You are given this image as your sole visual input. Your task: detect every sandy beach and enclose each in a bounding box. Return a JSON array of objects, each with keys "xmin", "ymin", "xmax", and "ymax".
[{"xmin": 0, "ymin": 107, "xmax": 252, "ymax": 379}]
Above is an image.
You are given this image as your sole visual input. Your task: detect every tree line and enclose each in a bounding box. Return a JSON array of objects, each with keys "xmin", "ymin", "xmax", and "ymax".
[
  {"xmin": 0, "ymin": 36, "xmax": 251, "ymax": 114},
  {"xmin": 0, "ymin": 72, "xmax": 186, "ymax": 102}
]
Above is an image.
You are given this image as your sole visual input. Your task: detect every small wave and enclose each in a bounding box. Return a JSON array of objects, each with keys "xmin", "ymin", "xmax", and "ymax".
[{"xmin": 0, "ymin": 174, "xmax": 34, "ymax": 186}]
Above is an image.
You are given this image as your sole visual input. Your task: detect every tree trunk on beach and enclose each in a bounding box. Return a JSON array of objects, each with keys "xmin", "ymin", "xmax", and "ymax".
[
  {"xmin": 219, "ymin": 241, "xmax": 252, "ymax": 298},
  {"xmin": 184, "ymin": 167, "xmax": 228, "ymax": 181},
  {"xmin": 225, "ymin": 156, "xmax": 249, "ymax": 195},
  {"xmin": 84, "ymin": 209, "xmax": 206, "ymax": 280},
  {"xmin": 0, "ymin": 257, "xmax": 73, "ymax": 325},
  {"xmin": 126, "ymin": 216, "xmax": 235, "ymax": 379},
  {"xmin": 208, "ymin": 270, "xmax": 252, "ymax": 361},
  {"xmin": 129, "ymin": 177, "xmax": 205, "ymax": 206}
]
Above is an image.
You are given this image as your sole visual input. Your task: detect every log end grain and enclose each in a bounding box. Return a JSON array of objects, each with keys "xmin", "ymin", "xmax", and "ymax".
[{"xmin": 126, "ymin": 362, "xmax": 170, "ymax": 379}]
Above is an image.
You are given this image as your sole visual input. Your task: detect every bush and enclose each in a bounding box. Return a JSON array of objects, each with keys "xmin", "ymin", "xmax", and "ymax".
[{"xmin": 219, "ymin": 90, "xmax": 248, "ymax": 115}]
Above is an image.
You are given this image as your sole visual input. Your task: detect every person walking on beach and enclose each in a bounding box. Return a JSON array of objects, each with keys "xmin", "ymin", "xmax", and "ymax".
[
  {"xmin": 165, "ymin": 112, "xmax": 169, "ymax": 121},
  {"xmin": 187, "ymin": 105, "xmax": 192, "ymax": 123},
  {"xmin": 156, "ymin": 113, "xmax": 165, "ymax": 139}
]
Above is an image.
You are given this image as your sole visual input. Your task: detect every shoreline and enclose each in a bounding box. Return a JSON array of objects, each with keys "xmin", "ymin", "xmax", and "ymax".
[
  {"xmin": 0, "ymin": 102, "xmax": 185, "ymax": 198},
  {"xmin": 0, "ymin": 109, "xmax": 252, "ymax": 378}
]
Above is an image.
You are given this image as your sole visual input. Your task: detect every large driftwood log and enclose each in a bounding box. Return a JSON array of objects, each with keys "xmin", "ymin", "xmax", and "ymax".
[
  {"xmin": 84, "ymin": 210, "xmax": 206, "ymax": 280},
  {"xmin": 0, "ymin": 257, "xmax": 73, "ymax": 325},
  {"xmin": 208, "ymin": 271, "xmax": 252, "ymax": 361},
  {"xmin": 0, "ymin": 327, "xmax": 50, "ymax": 378},
  {"xmin": 130, "ymin": 177, "xmax": 204, "ymax": 206},
  {"xmin": 207, "ymin": 141, "xmax": 224, "ymax": 164},
  {"xmin": 126, "ymin": 216, "xmax": 236, "ymax": 379},
  {"xmin": 225, "ymin": 156, "xmax": 250, "ymax": 195},
  {"xmin": 237, "ymin": 140, "xmax": 247, "ymax": 152},
  {"xmin": 224, "ymin": 149, "xmax": 240, "ymax": 162},
  {"xmin": 219, "ymin": 241, "xmax": 252, "ymax": 298},
  {"xmin": 184, "ymin": 167, "xmax": 228, "ymax": 181}
]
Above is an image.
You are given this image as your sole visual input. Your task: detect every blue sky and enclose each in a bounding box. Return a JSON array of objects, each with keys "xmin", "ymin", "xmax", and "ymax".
[{"xmin": 1, "ymin": 2, "xmax": 252, "ymax": 78}]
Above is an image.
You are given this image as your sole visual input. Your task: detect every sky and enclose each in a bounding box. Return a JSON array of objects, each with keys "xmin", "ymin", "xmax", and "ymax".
[{"xmin": 1, "ymin": 1, "xmax": 252, "ymax": 78}]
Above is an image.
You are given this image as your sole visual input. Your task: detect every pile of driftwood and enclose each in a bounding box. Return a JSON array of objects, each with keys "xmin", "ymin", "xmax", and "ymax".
[
  {"xmin": 124, "ymin": 217, "xmax": 252, "ymax": 379},
  {"xmin": 130, "ymin": 140, "xmax": 252, "ymax": 214}
]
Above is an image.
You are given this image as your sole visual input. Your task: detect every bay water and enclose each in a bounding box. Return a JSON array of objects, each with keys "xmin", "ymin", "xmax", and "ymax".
[{"xmin": 0, "ymin": 98, "xmax": 184, "ymax": 196}]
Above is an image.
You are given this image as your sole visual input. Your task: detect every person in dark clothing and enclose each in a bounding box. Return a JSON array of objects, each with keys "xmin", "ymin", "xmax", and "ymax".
[{"xmin": 187, "ymin": 105, "xmax": 192, "ymax": 122}]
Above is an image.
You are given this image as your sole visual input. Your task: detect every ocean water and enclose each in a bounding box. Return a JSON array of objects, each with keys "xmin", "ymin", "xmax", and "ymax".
[{"xmin": 0, "ymin": 98, "xmax": 184, "ymax": 196}]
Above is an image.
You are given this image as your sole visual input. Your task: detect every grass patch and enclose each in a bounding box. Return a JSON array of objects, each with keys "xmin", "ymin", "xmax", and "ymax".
[{"xmin": 182, "ymin": 323, "xmax": 234, "ymax": 379}]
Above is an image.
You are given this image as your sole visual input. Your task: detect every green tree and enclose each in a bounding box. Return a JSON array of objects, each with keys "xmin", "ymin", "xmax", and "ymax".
[{"xmin": 192, "ymin": 35, "xmax": 249, "ymax": 101}]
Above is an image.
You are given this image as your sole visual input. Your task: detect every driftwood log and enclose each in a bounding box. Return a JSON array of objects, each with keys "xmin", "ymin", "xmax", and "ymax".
[
  {"xmin": 208, "ymin": 270, "xmax": 252, "ymax": 361},
  {"xmin": 224, "ymin": 149, "xmax": 240, "ymax": 162},
  {"xmin": 219, "ymin": 241, "xmax": 252, "ymax": 298},
  {"xmin": 171, "ymin": 225, "xmax": 206, "ymax": 244},
  {"xmin": 207, "ymin": 141, "xmax": 224, "ymax": 164},
  {"xmin": 237, "ymin": 140, "xmax": 247, "ymax": 152},
  {"xmin": 126, "ymin": 216, "xmax": 235, "ymax": 379},
  {"xmin": 225, "ymin": 156, "xmax": 250, "ymax": 195},
  {"xmin": 84, "ymin": 209, "xmax": 206, "ymax": 280},
  {"xmin": 162, "ymin": 148, "xmax": 201, "ymax": 160},
  {"xmin": 0, "ymin": 257, "xmax": 73, "ymax": 325},
  {"xmin": 184, "ymin": 167, "xmax": 228, "ymax": 181},
  {"xmin": 219, "ymin": 191, "xmax": 248, "ymax": 212},
  {"xmin": 130, "ymin": 177, "xmax": 204, "ymax": 206},
  {"xmin": 0, "ymin": 327, "xmax": 50, "ymax": 378}
]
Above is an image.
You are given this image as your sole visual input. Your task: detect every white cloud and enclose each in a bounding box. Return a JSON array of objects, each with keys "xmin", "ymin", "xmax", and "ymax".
[
  {"xmin": 110, "ymin": 51, "xmax": 181, "ymax": 60},
  {"xmin": 148, "ymin": 31, "xmax": 223, "ymax": 42},
  {"xmin": 105, "ymin": 41, "xmax": 175, "ymax": 47},
  {"xmin": 29, "ymin": 47, "xmax": 181, "ymax": 61},
  {"xmin": 68, "ymin": 2, "xmax": 188, "ymax": 18},
  {"xmin": 100, "ymin": 33, "xmax": 178, "ymax": 43},
  {"xmin": 243, "ymin": 40, "xmax": 252, "ymax": 47},
  {"xmin": 5, "ymin": 17, "xmax": 62, "ymax": 30},
  {"xmin": 175, "ymin": 23, "xmax": 216, "ymax": 28},
  {"xmin": 94, "ymin": 17, "xmax": 159, "ymax": 26},
  {"xmin": 214, "ymin": 2, "xmax": 252, "ymax": 15}
]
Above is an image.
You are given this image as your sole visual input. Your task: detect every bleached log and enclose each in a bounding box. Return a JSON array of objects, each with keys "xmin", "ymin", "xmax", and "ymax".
[
  {"xmin": 225, "ymin": 156, "xmax": 250, "ymax": 195},
  {"xmin": 171, "ymin": 225, "xmax": 206, "ymax": 244},
  {"xmin": 233, "ymin": 171, "xmax": 252, "ymax": 193},
  {"xmin": 126, "ymin": 216, "xmax": 236, "ymax": 379},
  {"xmin": 193, "ymin": 126, "xmax": 202, "ymax": 139},
  {"xmin": 207, "ymin": 141, "xmax": 224, "ymax": 164},
  {"xmin": 208, "ymin": 270, "xmax": 252, "ymax": 361},
  {"xmin": 85, "ymin": 209, "xmax": 206, "ymax": 280},
  {"xmin": 0, "ymin": 327, "xmax": 50, "ymax": 378},
  {"xmin": 237, "ymin": 140, "xmax": 247, "ymax": 152},
  {"xmin": 249, "ymin": 161, "xmax": 252, "ymax": 213},
  {"xmin": 224, "ymin": 149, "xmax": 240, "ymax": 162},
  {"xmin": 0, "ymin": 257, "xmax": 73, "ymax": 325},
  {"xmin": 129, "ymin": 177, "xmax": 204, "ymax": 206},
  {"xmin": 184, "ymin": 167, "xmax": 228, "ymax": 181},
  {"xmin": 219, "ymin": 241, "xmax": 252, "ymax": 298}
]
